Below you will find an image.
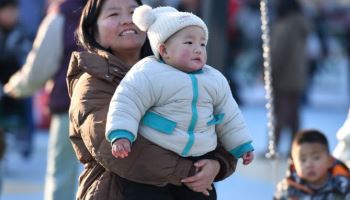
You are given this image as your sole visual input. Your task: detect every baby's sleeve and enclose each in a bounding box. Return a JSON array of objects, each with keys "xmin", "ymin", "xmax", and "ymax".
[
  {"xmin": 105, "ymin": 68, "xmax": 156, "ymax": 144},
  {"xmin": 213, "ymin": 73, "xmax": 253, "ymax": 158}
]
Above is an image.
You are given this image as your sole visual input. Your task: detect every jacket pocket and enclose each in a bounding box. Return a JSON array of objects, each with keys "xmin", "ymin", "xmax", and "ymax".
[
  {"xmin": 207, "ymin": 113, "xmax": 225, "ymax": 126},
  {"xmin": 141, "ymin": 111, "xmax": 177, "ymax": 134}
]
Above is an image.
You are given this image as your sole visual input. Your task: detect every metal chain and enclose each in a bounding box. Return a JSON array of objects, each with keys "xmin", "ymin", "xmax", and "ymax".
[{"xmin": 259, "ymin": 0, "xmax": 278, "ymax": 159}]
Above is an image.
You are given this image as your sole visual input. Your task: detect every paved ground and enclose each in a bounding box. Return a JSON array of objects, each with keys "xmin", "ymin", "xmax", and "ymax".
[{"xmin": 1, "ymin": 103, "xmax": 348, "ymax": 200}]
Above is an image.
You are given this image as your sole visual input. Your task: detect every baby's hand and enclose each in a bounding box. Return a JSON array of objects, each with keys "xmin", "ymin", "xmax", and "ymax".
[
  {"xmin": 111, "ymin": 138, "xmax": 131, "ymax": 159},
  {"xmin": 242, "ymin": 151, "xmax": 254, "ymax": 165}
]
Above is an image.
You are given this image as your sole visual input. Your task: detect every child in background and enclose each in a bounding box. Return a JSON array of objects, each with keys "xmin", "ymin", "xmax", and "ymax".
[{"xmin": 274, "ymin": 129, "xmax": 350, "ymax": 200}]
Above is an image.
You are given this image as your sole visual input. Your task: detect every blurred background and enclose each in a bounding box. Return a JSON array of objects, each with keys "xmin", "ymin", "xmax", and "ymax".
[{"xmin": 0, "ymin": 0, "xmax": 349, "ymax": 199}]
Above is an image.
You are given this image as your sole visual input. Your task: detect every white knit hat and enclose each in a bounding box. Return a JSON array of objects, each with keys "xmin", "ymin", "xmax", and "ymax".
[{"xmin": 133, "ymin": 5, "xmax": 208, "ymax": 59}]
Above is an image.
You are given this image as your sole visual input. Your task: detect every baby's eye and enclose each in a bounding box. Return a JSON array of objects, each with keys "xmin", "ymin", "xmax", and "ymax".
[
  {"xmin": 201, "ymin": 43, "xmax": 206, "ymax": 47},
  {"xmin": 184, "ymin": 41, "xmax": 192, "ymax": 45},
  {"xmin": 109, "ymin": 12, "xmax": 119, "ymax": 17}
]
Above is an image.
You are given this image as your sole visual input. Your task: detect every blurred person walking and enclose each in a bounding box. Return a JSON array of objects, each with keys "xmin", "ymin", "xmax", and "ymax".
[
  {"xmin": 226, "ymin": 0, "xmax": 244, "ymax": 105},
  {"xmin": 270, "ymin": 0, "xmax": 311, "ymax": 155},
  {"xmin": 0, "ymin": 0, "xmax": 33, "ymax": 158},
  {"xmin": 227, "ymin": 0, "xmax": 263, "ymax": 105},
  {"xmin": 3, "ymin": 0, "xmax": 85, "ymax": 199}
]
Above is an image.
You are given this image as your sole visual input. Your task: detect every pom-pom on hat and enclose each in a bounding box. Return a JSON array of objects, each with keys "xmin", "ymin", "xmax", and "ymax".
[{"xmin": 133, "ymin": 5, "xmax": 208, "ymax": 59}]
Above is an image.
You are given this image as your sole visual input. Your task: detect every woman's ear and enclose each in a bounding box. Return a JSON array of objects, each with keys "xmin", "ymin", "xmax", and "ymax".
[{"xmin": 159, "ymin": 43, "xmax": 168, "ymax": 58}]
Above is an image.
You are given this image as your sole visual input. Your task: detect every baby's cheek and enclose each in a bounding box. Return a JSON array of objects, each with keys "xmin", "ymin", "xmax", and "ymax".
[
  {"xmin": 179, "ymin": 49, "xmax": 191, "ymax": 60},
  {"xmin": 175, "ymin": 56, "xmax": 189, "ymax": 68}
]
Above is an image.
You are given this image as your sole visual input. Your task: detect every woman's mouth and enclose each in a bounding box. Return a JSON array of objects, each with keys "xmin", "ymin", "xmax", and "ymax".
[{"xmin": 120, "ymin": 29, "xmax": 137, "ymax": 36}]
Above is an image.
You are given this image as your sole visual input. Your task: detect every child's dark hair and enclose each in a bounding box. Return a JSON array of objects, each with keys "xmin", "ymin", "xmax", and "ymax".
[
  {"xmin": 0, "ymin": 0, "xmax": 18, "ymax": 9},
  {"xmin": 293, "ymin": 129, "xmax": 329, "ymax": 153}
]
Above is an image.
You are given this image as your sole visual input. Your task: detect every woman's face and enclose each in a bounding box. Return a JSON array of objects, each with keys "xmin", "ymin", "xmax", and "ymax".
[{"xmin": 95, "ymin": 0, "xmax": 146, "ymax": 55}]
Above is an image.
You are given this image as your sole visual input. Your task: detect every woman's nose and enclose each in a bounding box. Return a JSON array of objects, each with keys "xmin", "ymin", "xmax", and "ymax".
[{"xmin": 120, "ymin": 14, "xmax": 132, "ymax": 25}]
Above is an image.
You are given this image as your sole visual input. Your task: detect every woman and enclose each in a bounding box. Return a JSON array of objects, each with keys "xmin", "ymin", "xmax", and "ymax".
[{"xmin": 67, "ymin": 0, "xmax": 237, "ymax": 199}]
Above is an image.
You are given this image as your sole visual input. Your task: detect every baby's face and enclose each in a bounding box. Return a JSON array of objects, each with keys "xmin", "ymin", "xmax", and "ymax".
[
  {"xmin": 291, "ymin": 142, "xmax": 332, "ymax": 186},
  {"xmin": 161, "ymin": 26, "xmax": 207, "ymax": 73}
]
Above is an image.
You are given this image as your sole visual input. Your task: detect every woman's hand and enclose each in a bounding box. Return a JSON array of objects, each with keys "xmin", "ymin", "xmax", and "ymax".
[{"xmin": 181, "ymin": 159, "xmax": 220, "ymax": 196}]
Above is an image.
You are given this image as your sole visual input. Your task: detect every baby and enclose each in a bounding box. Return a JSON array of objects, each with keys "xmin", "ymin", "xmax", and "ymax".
[{"xmin": 106, "ymin": 5, "xmax": 254, "ymax": 165}]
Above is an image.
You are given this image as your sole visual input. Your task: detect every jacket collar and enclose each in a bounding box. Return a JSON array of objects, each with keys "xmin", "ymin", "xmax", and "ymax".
[
  {"xmin": 67, "ymin": 50, "xmax": 132, "ymax": 97},
  {"xmin": 76, "ymin": 50, "xmax": 130, "ymax": 78}
]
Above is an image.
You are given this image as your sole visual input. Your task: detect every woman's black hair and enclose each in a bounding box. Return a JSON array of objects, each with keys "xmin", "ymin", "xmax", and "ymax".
[{"xmin": 76, "ymin": 0, "xmax": 152, "ymax": 58}]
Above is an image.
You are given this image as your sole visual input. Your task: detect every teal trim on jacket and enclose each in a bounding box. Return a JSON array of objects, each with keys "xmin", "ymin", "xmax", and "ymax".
[
  {"xmin": 189, "ymin": 69, "xmax": 203, "ymax": 74},
  {"xmin": 108, "ymin": 130, "xmax": 135, "ymax": 144},
  {"xmin": 207, "ymin": 113, "xmax": 225, "ymax": 125},
  {"xmin": 141, "ymin": 111, "xmax": 177, "ymax": 134},
  {"xmin": 229, "ymin": 141, "xmax": 254, "ymax": 158},
  {"xmin": 182, "ymin": 74, "xmax": 199, "ymax": 156}
]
